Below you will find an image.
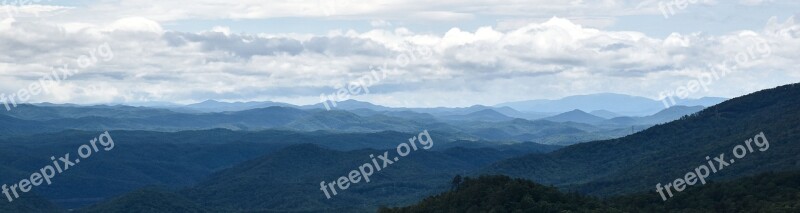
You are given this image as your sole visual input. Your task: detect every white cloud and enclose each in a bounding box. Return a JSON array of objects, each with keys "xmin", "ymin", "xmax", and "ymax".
[
  {"xmin": 8, "ymin": 0, "xmax": 684, "ymax": 24},
  {"xmin": 109, "ymin": 17, "xmax": 164, "ymax": 34},
  {"xmin": 0, "ymin": 11, "xmax": 799, "ymax": 107}
]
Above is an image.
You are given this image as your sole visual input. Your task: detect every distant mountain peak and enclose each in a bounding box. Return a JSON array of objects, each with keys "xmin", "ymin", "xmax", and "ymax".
[
  {"xmin": 589, "ymin": 109, "xmax": 621, "ymax": 119},
  {"xmin": 566, "ymin": 109, "xmax": 588, "ymax": 113},
  {"xmin": 441, "ymin": 108, "xmax": 515, "ymax": 122},
  {"xmin": 184, "ymin": 100, "xmax": 296, "ymax": 112},
  {"xmin": 542, "ymin": 109, "xmax": 606, "ymax": 124},
  {"xmin": 469, "ymin": 108, "xmax": 506, "ymax": 115},
  {"xmin": 495, "ymin": 93, "xmax": 726, "ymax": 116}
]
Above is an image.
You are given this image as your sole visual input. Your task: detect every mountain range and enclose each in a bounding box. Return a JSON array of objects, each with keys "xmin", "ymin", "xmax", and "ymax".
[
  {"xmin": 486, "ymin": 83, "xmax": 800, "ymax": 196},
  {"xmin": 496, "ymin": 93, "xmax": 725, "ymax": 116},
  {"xmin": 7, "ymin": 86, "xmax": 794, "ymax": 213},
  {"xmin": 382, "ymin": 171, "xmax": 800, "ymax": 212},
  {"xmin": 77, "ymin": 81, "xmax": 800, "ymax": 212},
  {"xmin": 38, "ymin": 93, "xmax": 722, "ymax": 118},
  {"xmin": 3, "ymin": 98, "xmax": 708, "ymax": 146}
]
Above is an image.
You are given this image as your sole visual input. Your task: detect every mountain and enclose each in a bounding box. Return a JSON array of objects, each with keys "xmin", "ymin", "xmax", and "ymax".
[
  {"xmin": 589, "ymin": 110, "xmax": 621, "ymax": 119},
  {"xmin": 0, "ymin": 128, "xmax": 555, "ymax": 209},
  {"xmin": 78, "ymin": 187, "xmax": 210, "ymax": 213},
  {"xmin": 0, "ymin": 104, "xmax": 179, "ymax": 121},
  {"xmin": 385, "ymin": 171, "xmax": 800, "ymax": 212},
  {"xmin": 541, "ymin": 109, "xmax": 607, "ymax": 124},
  {"xmin": 0, "ymin": 114, "xmax": 54, "ymax": 136},
  {"xmin": 0, "ymin": 104, "xmax": 633, "ymax": 146},
  {"xmin": 496, "ymin": 93, "xmax": 726, "ymax": 116},
  {"xmin": 182, "ymin": 144, "xmax": 550, "ymax": 212},
  {"xmin": 490, "ymin": 106, "xmax": 551, "ymax": 120},
  {"xmin": 379, "ymin": 175, "xmax": 612, "ymax": 213},
  {"xmin": 283, "ymin": 110, "xmax": 427, "ymax": 132},
  {"xmin": 441, "ymin": 109, "xmax": 515, "ymax": 122},
  {"xmin": 318, "ymin": 103, "xmax": 547, "ymax": 120},
  {"xmin": 183, "ymin": 100, "xmax": 297, "ymax": 112},
  {"xmin": 674, "ymin": 97, "xmax": 728, "ymax": 108},
  {"xmin": 486, "ymin": 83, "xmax": 800, "ymax": 196},
  {"xmin": 601, "ymin": 105, "xmax": 706, "ymax": 126},
  {"xmin": 636, "ymin": 105, "xmax": 704, "ymax": 124},
  {"xmin": 0, "ymin": 129, "xmax": 292, "ymax": 208},
  {"xmin": 37, "ymin": 106, "xmax": 312, "ymax": 132},
  {"xmin": 449, "ymin": 118, "xmax": 628, "ymax": 145},
  {"xmin": 83, "ymin": 143, "xmax": 565, "ymax": 213},
  {"xmin": 302, "ymin": 99, "xmax": 393, "ymax": 111},
  {"xmin": 0, "ymin": 193, "xmax": 64, "ymax": 213},
  {"xmin": 610, "ymin": 171, "xmax": 800, "ymax": 212}
]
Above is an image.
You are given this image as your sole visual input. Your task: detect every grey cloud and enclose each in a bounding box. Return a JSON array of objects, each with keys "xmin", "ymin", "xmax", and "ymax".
[
  {"xmin": 163, "ymin": 32, "xmax": 393, "ymax": 59},
  {"xmin": 168, "ymin": 32, "xmax": 305, "ymax": 57},
  {"xmin": 303, "ymin": 36, "xmax": 392, "ymax": 56},
  {"xmin": 2, "ymin": 15, "xmax": 799, "ymax": 107}
]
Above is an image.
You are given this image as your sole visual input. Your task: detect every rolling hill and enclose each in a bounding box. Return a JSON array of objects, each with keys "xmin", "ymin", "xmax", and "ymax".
[
  {"xmin": 541, "ymin": 109, "xmax": 607, "ymax": 124},
  {"xmin": 182, "ymin": 144, "xmax": 554, "ymax": 212},
  {"xmin": 380, "ymin": 175, "xmax": 611, "ymax": 213},
  {"xmin": 485, "ymin": 83, "xmax": 800, "ymax": 196},
  {"xmin": 383, "ymin": 171, "xmax": 800, "ymax": 212},
  {"xmin": 496, "ymin": 93, "xmax": 725, "ymax": 116}
]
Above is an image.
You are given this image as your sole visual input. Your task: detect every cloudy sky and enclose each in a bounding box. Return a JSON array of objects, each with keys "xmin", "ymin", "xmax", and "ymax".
[{"xmin": 0, "ymin": 0, "xmax": 799, "ymax": 107}]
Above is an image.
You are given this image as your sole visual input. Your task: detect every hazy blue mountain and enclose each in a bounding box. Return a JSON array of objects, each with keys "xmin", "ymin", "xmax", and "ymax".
[
  {"xmin": 601, "ymin": 105, "xmax": 705, "ymax": 126},
  {"xmin": 380, "ymin": 175, "xmax": 613, "ymax": 213},
  {"xmin": 78, "ymin": 187, "xmax": 210, "ymax": 213},
  {"xmin": 496, "ymin": 93, "xmax": 725, "ymax": 116},
  {"xmin": 382, "ymin": 111, "xmax": 439, "ymax": 122},
  {"xmin": 302, "ymin": 99, "xmax": 393, "ymax": 111},
  {"xmin": 0, "ymin": 128, "xmax": 557, "ymax": 209},
  {"xmin": 385, "ymin": 171, "xmax": 800, "ymax": 213},
  {"xmin": 434, "ymin": 140, "xmax": 563, "ymax": 154},
  {"xmin": 0, "ymin": 104, "xmax": 633, "ymax": 146},
  {"xmin": 486, "ymin": 83, "xmax": 800, "ymax": 196},
  {"xmin": 33, "ymin": 102, "xmax": 82, "ymax": 107},
  {"xmin": 0, "ymin": 114, "xmax": 54, "ymax": 136},
  {"xmin": 0, "ymin": 193, "xmax": 64, "ymax": 213},
  {"xmin": 32, "ymin": 106, "xmax": 312, "ymax": 132},
  {"xmin": 541, "ymin": 109, "xmax": 607, "ymax": 124},
  {"xmin": 182, "ymin": 143, "xmax": 549, "ymax": 212},
  {"xmin": 334, "ymin": 105, "xmax": 541, "ymax": 122},
  {"xmin": 637, "ymin": 105, "xmax": 704, "ymax": 124},
  {"xmin": 0, "ymin": 130, "xmax": 292, "ymax": 208},
  {"xmin": 283, "ymin": 110, "xmax": 430, "ymax": 133},
  {"xmin": 348, "ymin": 109, "xmax": 446, "ymax": 126},
  {"xmin": 609, "ymin": 171, "xmax": 800, "ymax": 212},
  {"xmin": 496, "ymin": 109, "xmax": 553, "ymax": 120},
  {"xmin": 183, "ymin": 100, "xmax": 297, "ymax": 112},
  {"xmin": 0, "ymin": 104, "xmax": 180, "ymax": 121},
  {"xmin": 315, "ymin": 102, "xmax": 545, "ymax": 120},
  {"xmin": 590, "ymin": 110, "xmax": 621, "ymax": 119},
  {"xmin": 440, "ymin": 109, "xmax": 515, "ymax": 122},
  {"xmin": 449, "ymin": 118, "xmax": 630, "ymax": 145},
  {"xmin": 674, "ymin": 97, "xmax": 727, "ymax": 107}
]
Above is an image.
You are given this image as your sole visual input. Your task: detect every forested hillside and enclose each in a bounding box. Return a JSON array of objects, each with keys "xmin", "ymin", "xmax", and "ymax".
[
  {"xmin": 487, "ymin": 83, "xmax": 800, "ymax": 195},
  {"xmin": 384, "ymin": 171, "xmax": 800, "ymax": 212}
]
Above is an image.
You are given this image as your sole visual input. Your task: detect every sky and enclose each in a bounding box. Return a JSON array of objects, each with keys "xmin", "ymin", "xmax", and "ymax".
[{"xmin": 0, "ymin": 0, "xmax": 798, "ymax": 107}]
